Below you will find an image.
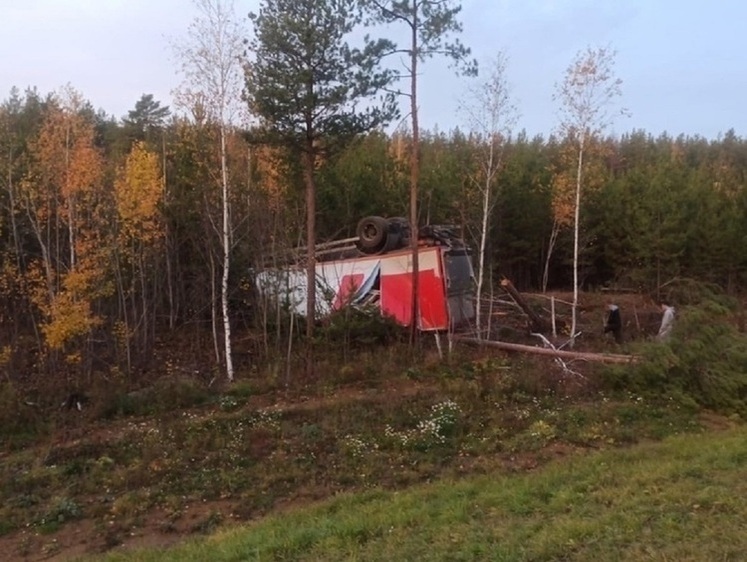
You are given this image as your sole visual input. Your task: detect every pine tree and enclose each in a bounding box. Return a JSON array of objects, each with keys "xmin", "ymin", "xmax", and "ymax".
[
  {"xmin": 245, "ymin": 0, "xmax": 397, "ymax": 371},
  {"xmin": 363, "ymin": 0, "xmax": 475, "ymax": 341}
]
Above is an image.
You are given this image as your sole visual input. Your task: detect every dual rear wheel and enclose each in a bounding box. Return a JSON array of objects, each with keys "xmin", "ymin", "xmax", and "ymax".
[{"xmin": 355, "ymin": 216, "xmax": 410, "ymax": 255}]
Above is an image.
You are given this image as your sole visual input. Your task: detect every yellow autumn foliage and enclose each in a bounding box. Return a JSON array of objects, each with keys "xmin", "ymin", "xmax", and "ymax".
[
  {"xmin": 551, "ymin": 139, "xmax": 611, "ymax": 228},
  {"xmin": 39, "ymin": 266, "xmax": 107, "ymax": 350},
  {"xmin": 115, "ymin": 141, "xmax": 164, "ymax": 243},
  {"xmin": 253, "ymin": 145, "xmax": 287, "ymax": 210},
  {"xmin": 20, "ymin": 89, "xmax": 110, "ymax": 352},
  {"xmin": 43, "ymin": 290, "xmax": 101, "ymax": 350}
]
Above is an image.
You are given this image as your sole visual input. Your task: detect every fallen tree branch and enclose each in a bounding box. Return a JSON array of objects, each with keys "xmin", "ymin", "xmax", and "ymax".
[
  {"xmin": 454, "ymin": 336, "xmax": 638, "ymax": 365},
  {"xmin": 531, "ymin": 333, "xmax": 585, "ymax": 378},
  {"xmin": 500, "ymin": 278, "xmax": 551, "ymax": 332}
]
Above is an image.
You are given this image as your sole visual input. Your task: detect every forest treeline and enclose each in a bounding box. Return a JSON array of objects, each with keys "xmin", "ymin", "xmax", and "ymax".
[{"xmin": 1, "ymin": 87, "xmax": 746, "ymax": 382}]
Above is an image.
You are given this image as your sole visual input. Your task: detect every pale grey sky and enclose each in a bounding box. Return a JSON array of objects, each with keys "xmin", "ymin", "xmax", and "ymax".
[{"xmin": 1, "ymin": 0, "xmax": 745, "ymax": 139}]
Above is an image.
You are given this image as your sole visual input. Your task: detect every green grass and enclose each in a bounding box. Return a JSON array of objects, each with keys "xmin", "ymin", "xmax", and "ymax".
[
  {"xmin": 99, "ymin": 426, "xmax": 747, "ymax": 561},
  {"xmin": 0, "ymin": 353, "xmax": 707, "ymax": 553}
]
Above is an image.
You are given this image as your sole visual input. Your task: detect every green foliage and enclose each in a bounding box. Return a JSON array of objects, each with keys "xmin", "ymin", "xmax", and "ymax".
[
  {"xmin": 40, "ymin": 496, "xmax": 81, "ymax": 528},
  {"xmin": 605, "ymin": 299, "xmax": 747, "ymax": 415},
  {"xmin": 224, "ymin": 380, "xmax": 254, "ymax": 399},
  {"xmin": 585, "ymin": 132, "xmax": 747, "ymax": 291},
  {"xmin": 97, "ymin": 377, "xmax": 212, "ymax": 419},
  {"xmin": 493, "ymin": 133, "xmax": 554, "ymax": 287},
  {"xmin": 4, "ymin": 83, "xmax": 747, "ymax": 374},
  {"xmin": 0, "ymin": 384, "xmax": 50, "ymax": 449},
  {"xmin": 122, "ymin": 93, "xmax": 170, "ymax": 141},
  {"xmin": 363, "ymin": 0, "xmax": 476, "ymax": 74},
  {"xmin": 383, "ymin": 399, "xmax": 462, "ymax": 451},
  {"xmin": 316, "ymin": 305, "xmax": 406, "ymax": 349},
  {"xmin": 657, "ymin": 278, "xmax": 737, "ymax": 307},
  {"xmin": 245, "ymin": 0, "xmax": 397, "ymax": 151},
  {"xmin": 316, "ymin": 133, "xmax": 408, "ymax": 238},
  {"xmin": 420, "ymin": 129, "xmax": 474, "ymax": 223}
]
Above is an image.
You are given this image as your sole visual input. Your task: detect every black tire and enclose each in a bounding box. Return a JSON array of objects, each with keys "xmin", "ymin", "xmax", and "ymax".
[
  {"xmin": 382, "ymin": 230, "xmax": 401, "ymax": 252},
  {"xmin": 374, "ymin": 217, "xmax": 403, "ymax": 252},
  {"xmin": 387, "ymin": 217, "xmax": 410, "ymax": 248},
  {"xmin": 356, "ymin": 216, "xmax": 388, "ymax": 253},
  {"xmin": 387, "ymin": 217, "xmax": 409, "ymax": 232}
]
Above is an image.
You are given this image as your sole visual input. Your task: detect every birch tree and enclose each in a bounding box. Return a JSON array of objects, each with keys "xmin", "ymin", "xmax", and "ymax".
[
  {"xmin": 554, "ymin": 46, "xmax": 625, "ymax": 347},
  {"xmin": 114, "ymin": 141, "xmax": 164, "ymax": 370},
  {"xmin": 19, "ymin": 87, "xmax": 109, "ymax": 366},
  {"xmin": 173, "ymin": 0, "xmax": 245, "ymax": 381},
  {"xmin": 544, "ymin": 142, "xmax": 578, "ymax": 293},
  {"xmin": 545, "ymin": 137, "xmax": 610, "ymax": 294},
  {"xmin": 460, "ymin": 53, "xmax": 516, "ymax": 339},
  {"xmin": 363, "ymin": 0, "xmax": 475, "ymax": 342}
]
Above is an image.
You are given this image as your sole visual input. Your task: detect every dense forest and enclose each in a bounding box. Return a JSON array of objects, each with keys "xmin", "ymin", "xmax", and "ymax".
[
  {"xmin": 2, "ymin": 84, "xmax": 746, "ymax": 386},
  {"xmin": 1, "ymin": 0, "xmax": 742, "ymax": 395}
]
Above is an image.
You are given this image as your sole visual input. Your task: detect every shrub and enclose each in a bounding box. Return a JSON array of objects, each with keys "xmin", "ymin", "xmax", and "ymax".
[
  {"xmin": 95, "ymin": 376, "xmax": 212, "ymax": 419},
  {"xmin": 605, "ymin": 299, "xmax": 747, "ymax": 415},
  {"xmin": 384, "ymin": 399, "xmax": 462, "ymax": 451},
  {"xmin": 657, "ymin": 278, "xmax": 737, "ymax": 308},
  {"xmin": 0, "ymin": 384, "xmax": 50, "ymax": 448},
  {"xmin": 38, "ymin": 496, "xmax": 82, "ymax": 532},
  {"xmin": 316, "ymin": 305, "xmax": 405, "ymax": 350}
]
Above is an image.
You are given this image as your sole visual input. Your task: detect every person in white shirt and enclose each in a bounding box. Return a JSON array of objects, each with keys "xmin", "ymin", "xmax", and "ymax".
[{"xmin": 657, "ymin": 302, "xmax": 676, "ymax": 341}]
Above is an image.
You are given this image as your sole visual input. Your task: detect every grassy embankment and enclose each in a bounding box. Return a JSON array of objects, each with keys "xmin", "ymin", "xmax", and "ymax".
[
  {"xmin": 102, "ymin": 426, "xmax": 747, "ymax": 561},
  {"xmin": 2, "ymin": 291, "xmax": 746, "ymax": 560}
]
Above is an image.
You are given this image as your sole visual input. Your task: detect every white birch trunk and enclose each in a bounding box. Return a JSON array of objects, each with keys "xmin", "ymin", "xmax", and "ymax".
[
  {"xmin": 174, "ymin": 0, "xmax": 244, "ymax": 380},
  {"xmin": 475, "ymin": 142, "xmax": 494, "ymax": 340},
  {"xmin": 570, "ymin": 135, "xmax": 584, "ymax": 348},
  {"xmin": 209, "ymin": 247, "xmax": 220, "ymax": 365},
  {"xmin": 555, "ymin": 47, "xmax": 626, "ymax": 347},
  {"xmin": 542, "ymin": 219, "xmax": 560, "ymax": 293},
  {"xmin": 220, "ymin": 125, "xmax": 234, "ymax": 381},
  {"xmin": 461, "ymin": 54, "xmax": 514, "ymax": 340}
]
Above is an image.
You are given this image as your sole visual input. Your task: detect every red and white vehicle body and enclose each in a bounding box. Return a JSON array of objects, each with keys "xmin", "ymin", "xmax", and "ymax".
[{"xmin": 256, "ymin": 218, "xmax": 475, "ymax": 331}]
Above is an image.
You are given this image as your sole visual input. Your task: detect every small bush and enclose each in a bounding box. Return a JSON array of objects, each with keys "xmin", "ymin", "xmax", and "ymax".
[
  {"xmin": 316, "ymin": 306, "xmax": 406, "ymax": 350},
  {"xmin": 225, "ymin": 380, "xmax": 253, "ymax": 399},
  {"xmin": 97, "ymin": 376, "xmax": 212, "ymax": 419},
  {"xmin": 0, "ymin": 384, "xmax": 50, "ymax": 448},
  {"xmin": 657, "ymin": 278, "xmax": 737, "ymax": 308},
  {"xmin": 38, "ymin": 496, "xmax": 82, "ymax": 532},
  {"xmin": 218, "ymin": 395, "xmax": 241, "ymax": 412},
  {"xmin": 384, "ymin": 399, "xmax": 462, "ymax": 451}
]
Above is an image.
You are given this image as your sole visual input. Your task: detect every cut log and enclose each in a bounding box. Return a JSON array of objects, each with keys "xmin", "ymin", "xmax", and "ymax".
[
  {"xmin": 500, "ymin": 278, "xmax": 551, "ymax": 332},
  {"xmin": 455, "ymin": 336, "xmax": 638, "ymax": 364}
]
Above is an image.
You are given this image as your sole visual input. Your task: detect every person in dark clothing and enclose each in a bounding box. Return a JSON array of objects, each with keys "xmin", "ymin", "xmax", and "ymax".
[{"xmin": 604, "ymin": 303, "xmax": 623, "ymax": 343}]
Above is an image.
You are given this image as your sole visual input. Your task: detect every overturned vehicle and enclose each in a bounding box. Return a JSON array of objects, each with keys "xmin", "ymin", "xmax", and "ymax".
[{"xmin": 256, "ymin": 216, "xmax": 475, "ymax": 331}]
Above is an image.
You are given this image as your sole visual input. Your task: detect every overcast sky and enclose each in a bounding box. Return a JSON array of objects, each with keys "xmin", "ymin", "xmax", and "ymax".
[{"xmin": 1, "ymin": 0, "xmax": 744, "ymax": 140}]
